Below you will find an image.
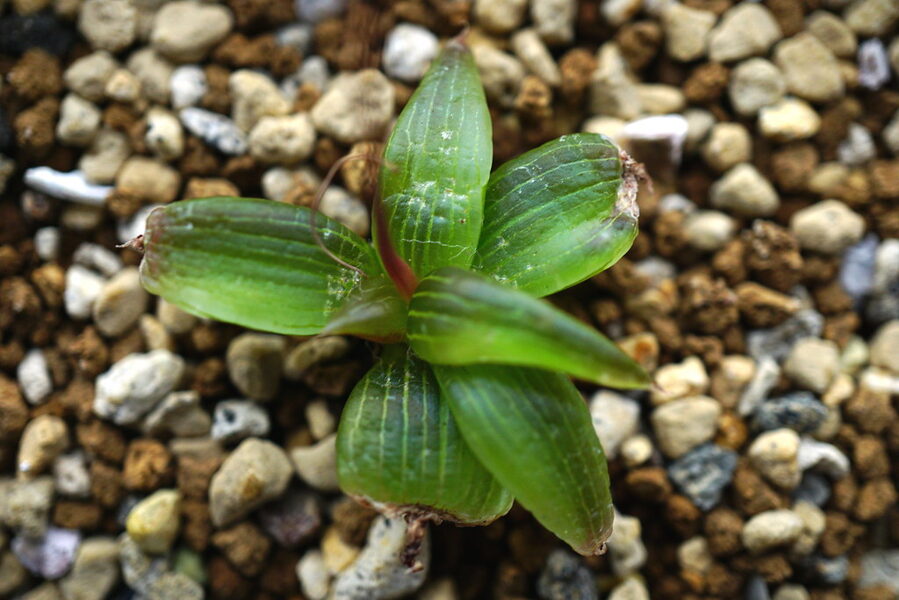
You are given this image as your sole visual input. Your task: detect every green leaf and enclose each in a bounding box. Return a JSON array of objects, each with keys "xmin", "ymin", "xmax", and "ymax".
[
  {"xmin": 377, "ymin": 40, "xmax": 492, "ymax": 279},
  {"xmin": 407, "ymin": 267, "xmax": 649, "ymax": 389},
  {"xmin": 321, "ymin": 276, "xmax": 408, "ymax": 343},
  {"xmin": 337, "ymin": 345, "xmax": 513, "ymax": 525},
  {"xmin": 433, "ymin": 363, "xmax": 614, "ymax": 555},
  {"xmin": 140, "ymin": 197, "xmax": 381, "ymax": 335},
  {"xmin": 474, "ymin": 133, "xmax": 639, "ymax": 297}
]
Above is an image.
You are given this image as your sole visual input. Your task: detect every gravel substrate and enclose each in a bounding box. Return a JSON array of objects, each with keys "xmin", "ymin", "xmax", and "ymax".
[{"xmin": 1, "ymin": 0, "xmax": 898, "ymax": 599}]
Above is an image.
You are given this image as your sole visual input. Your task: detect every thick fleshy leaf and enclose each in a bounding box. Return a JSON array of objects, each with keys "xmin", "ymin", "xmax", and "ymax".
[
  {"xmin": 433, "ymin": 364, "xmax": 613, "ymax": 555},
  {"xmin": 407, "ymin": 267, "xmax": 649, "ymax": 389},
  {"xmin": 377, "ymin": 40, "xmax": 492, "ymax": 279},
  {"xmin": 337, "ymin": 345, "xmax": 513, "ymax": 525},
  {"xmin": 140, "ymin": 197, "xmax": 380, "ymax": 335},
  {"xmin": 321, "ymin": 276, "xmax": 408, "ymax": 342},
  {"xmin": 474, "ymin": 133, "xmax": 639, "ymax": 297}
]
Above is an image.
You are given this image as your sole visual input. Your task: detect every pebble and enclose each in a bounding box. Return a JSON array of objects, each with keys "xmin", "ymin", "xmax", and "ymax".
[
  {"xmin": 78, "ymin": 0, "xmax": 137, "ymax": 52},
  {"xmin": 80, "ymin": 128, "xmax": 131, "ymax": 184},
  {"xmin": 291, "ymin": 434, "xmax": 339, "ymax": 492},
  {"xmin": 774, "ymin": 33, "xmax": 845, "ymax": 102},
  {"xmin": 179, "ymin": 107, "xmax": 247, "ymax": 155},
  {"xmin": 837, "ymin": 123, "xmax": 876, "ymax": 166},
  {"xmin": 226, "ymin": 333, "xmax": 285, "ymax": 401},
  {"xmin": 18, "ymin": 415, "xmax": 68, "ymax": 479},
  {"xmin": 118, "ymin": 533, "xmax": 169, "ymax": 594},
  {"xmin": 798, "ymin": 554, "xmax": 849, "ymax": 585},
  {"xmin": 156, "ymin": 299, "xmax": 198, "ymax": 335},
  {"xmin": 24, "ymin": 167, "xmax": 112, "ymax": 206},
  {"xmin": 741, "ymin": 509, "xmax": 802, "ymax": 553},
  {"xmin": 230, "ymin": 70, "xmax": 291, "ymax": 132},
  {"xmin": 536, "ymin": 549, "xmax": 597, "ymax": 600},
  {"xmin": 758, "ymin": 98, "xmax": 821, "ymax": 142},
  {"xmin": 806, "ymin": 11, "xmax": 857, "ymax": 58},
  {"xmin": 858, "ymin": 39, "xmax": 890, "ymax": 91},
  {"xmin": 93, "ymin": 267, "xmax": 148, "ymax": 337},
  {"xmin": 145, "ymin": 107, "xmax": 184, "ymax": 161},
  {"xmin": 126, "ymin": 489, "xmax": 181, "ymax": 554},
  {"xmin": 103, "ymin": 68, "xmax": 141, "ymax": 103},
  {"xmin": 667, "ymin": 444, "xmax": 738, "ymax": 510},
  {"xmin": 333, "ymin": 516, "xmax": 429, "ymax": 599},
  {"xmin": 708, "ymin": 3, "xmax": 782, "ymax": 63},
  {"xmin": 790, "ymin": 200, "xmax": 865, "ymax": 254},
  {"xmin": 311, "ymin": 69, "xmax": 395, "ymax": 144},
  {"xmin": 635, "ymin": 84, "xmax": 685, "ymax": 115},
  {"xmin": 474, "ymin": 0, "xmax": 527, "ymax": 34},
  {"xmin": 56, "ymin": 94, "xmax": 101, "ymax": 147},
  {"xmin": 870, "ymin": 320, "xmax": 899, "ymax": 373},
  {"xmin": 150, "ymin": 1, "xmax": 233, "ymax": 62},
  {"xmin": 783, "ymin": 338, "xmax": 840, "ymax": 393},
  {"xmin": 2, "ymin": 477, "xmax": 53, "ymax": 536},
  {"xmin": 858, "ymin": 550, "xmax": 899, "ymax": 594},
  {"xmin": 677, "ymin": 536, "xmax": 712, "ymax": 574},
  {"xmin": 306, "ymin": 399, "xmax": 336, "ymax": 440},
  {"xmin": 295, "ymin": 0, "xmax": 347, "ymax": 23},
  {"xmin": 145, "ymin": 572, "xmax": 204, "ymax": 599},
  {"xmin": 589, "ymin": 390, "xmax": 639, "ymax": 459},
  {"xmin": 710, "ymin": 163, "xmax": 780, "ymax": 217},
  {"xmin": 258, "ymin": 490, "xmax": 321, "ymax": 548},
  {"xmin": 248, "ymin": 113, "xmax": 316, "ymax": 165},
  {"xmin": 796, "ymin": 438, "xmax": 849, "ymax": 479},
  {"xmin": 748, "ymin": 428, "xmax": 801, "ymax": 489},
  {"xmin": 63, "ymin": 51, "xmax": 118, "ymax": 102},
  {"xmin": 746, "ymin": 309, "xmax": 825, "ymax": 363},
  {"xmin": 297, "ymin": 549, "xmax": 330, "ymax": 600},
  {"xmin": 791, "ymin": 500, "xmax": 825, "ymax": 556},
  {"xmin": 62, "ymin": 205, "xmax": 105, "ymax": 232},
  {"xmin": 620, "ymin": 434, "xmax": 653, "ymax": 468},
  {"xmin": 58, "ymin": 536, "xmax": 120, "ymax": 600},
  {"xmin": 17, "ymin": 348, "xmax": 52, "ymax": 405},
  {"xmin": 73, "ymin": 242, "xmax": 122, "ymax": 277},
  {"xmin": 141, "ymin": 391, "xmax": 211, "ymax": 438},
  {"xmin": 873, "ymin": 239, "xmax": 899, "ymax": 294},
  {"xmin": 606, "ymin": 512, "xmax": 646, "ymax": 576},
  {"xmin": 117, "ymin": 204, "xmax": 160, "ymax": 244},
  {"xmin": 651, "ymin": 396, "xmax": 721, "ymax": 458},
  {"xmin": 126, "ymin": 48, "xmax": 174, "ymax": 104},
  {"xmin": 661, "ymin": 3, "xmax": 715, "ymax": 62},
  {"xmin": 683, "ymin": 210, "xmax": 736, "ymax": 252},
  {"xmin": 115, "ymin": 156, "xmax": 181, "ymax": 204},
  {"xmin": 773, "ymin": 584, "xmax": 810, "ymax": 600},
  {"xmin": 93, "ymin": 350, "xmax": 185, "ymax": 425},
  {"xmin": 511, "ymin": 28, "xmax": 562, "ymax": 87},
  {"xmin": 884, "ymin": 110, "xmax": 899, "ymax": 155},
  {"xmin": 211, "ymin": 399, "xmax": 270, "ymax": 444},
  {"xmin": 0, "ymin": 551, "xmax": 27, "ymax": 596},
  {"xmin": 140, "ymin": 314, "xmax": 175, "ymax": 352},
  {"xmin": 320, "ymin": 187, "xmax": 370, "ymax": 237},
  {"xmin": 651, "ymin": 356, "xmax": 709, "ymax": 404},
  {"xmin": 532, "ymin": 0, "xmax": 576, "ymax": 44},
  {"xmin": 53, "ymin": 452, "xmax": 91, "ymax": 498},
  {"xmin": 683, "ymin": 108, "xmax": 714, "ymax": 151},
  {"xmin": 472, "ymin": 44, "xmax": 527, "ymax": 109},
  {"xmin": 284, "ymin": 336, "xmax": 352, "ymax": 379},
  {"xmin": 382, "ymin": 23, "xmax": 438, "ymax": 83},
  {"xmin": 701, "ymin": 123, "xmax": 751, "ymax": 172},
  {"xmin": 208, "ymin": 437, "xmax": 293, "ymax": 527},
  {"xmin": 844, "ymin": 0, "xmax": 899, "ymax": 36},
  {"xmin": 793, "ymin": 472, "xmax": 831, "ymax": 507},
  {"xmin": 752, "ymin": 393, "xmax": 828, "ymax": 433},
  {"xmin": 276, "ymin": 23, "xmax": 313, "ymax": 54},
  {"xmin": 170, "ymin": 65, "xmax": 206, "ymax": 110},
  {"xmin": 12, "ymin": 527, "xmax": 80, "ymax": 579}
]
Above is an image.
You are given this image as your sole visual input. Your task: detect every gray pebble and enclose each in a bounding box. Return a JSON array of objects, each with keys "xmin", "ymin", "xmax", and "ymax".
[
  {"xmin": 211, "ymin": 399, "xmax": 270, "ymax": 444},
  {"xmin": 858, "ymin": 38, "xmax": 891, "ymax": 90},
  {"xmin": 537, "ymin": 549, "xmax": 597, "ymax": 600},
  {"xmin": 12, "ymin": 527, "xmax": 81, "ymax": 579},
  {"xmin": 142, "ymin": 391, "xmax": 211, "ymax": 438},
  {"xmin": 744, "ymin": 576, "xmax": 770, "ymax": 600},
  {"xmin": 797, "ymin": 554, "xmax": 848, "ymax": 585},
  {"xmin": 276, "ymin": 23, "xmax": 313, "ymax": 54},
  {"xmin": 383, "ymin": 23, "xmax": 438, "ymax": 82},
  {"xmin": 792, "ymin": 473, "xmax": 831, "ymax": 507},
  {"xmin": 17, "ymin": 349, "xmax": 52, "ymax": 405},
  {"xmin": 179, "ymin": 107, "xmax": 248, "ymax": 156},
  {"xmin": 296, "ymin": 0, "xmax": 347, "ymax": 23},
  {"xmin": 607, "ymin": 512, "xmax": 646, "ymax": 576},
  {"xmin": 94, "ymin": 350, "xmax": 185, "ymax": 425},
  {"xmin": 837, "ymin": 123, "xmax": 876, "ymax": 166},
  {"xmin": 667, "ymin": 444, "xmax": 738, "ymax": 511},
  {"xmin": 796, "ymin": 438, "xmax": 849, "ymax": 479},
  {"xmin": 839, "ymin": 234, "xmax": 878, "ymax": 302},
  {"xmin": 257, "ymin": 490, "xmax": 321, "ymax": 548},
  {"xmin": 746, "ymin": 309, "xmax": 824, "ymax": 362},
  {"xmin": 118, "ymin": 533, "xmax": 168, "ymax": 595},
  {"xmin": 858, "ymin": 550, "xmax": 899, "ymax": 594},
  {"xmin": 53, "ymin": 452, "xmax": 91, "ymax": 499},
  {"xmin": 753, "ymin": 393, "xmax": 828, "ymax": 433}
]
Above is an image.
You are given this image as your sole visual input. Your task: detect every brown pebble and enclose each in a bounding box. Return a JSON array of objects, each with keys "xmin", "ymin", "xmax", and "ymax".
[
  {"xmin": 616, "ymin": 21, "xmax": 662, "ymax": 72},
  {"xmin": 182, "ymin": 499, "xmax": 213, "ymax": 552},
  {"xmin": 177, "ymin": 454, "xmax": 224, "ymax": 500},
  {"xmin": 854, "ymin": 478, "xmax": 897, "ymax": 522},
  {"xmin": 732, "ymin": 462, "xmax": 785, "ymax": 516},
  {"xmin": 90, "ymin": 460, "xmax": 125, "ymax": 508},
  {"xmin": 677, "ymin": 271, "xmax": 738, "ymax": 335},
  {"xmin": 735, "ymin": 282, "xmax": 799, "ymax": 328},
  {"xmin": 52, "ymin": 500, "xmax": 102, "ymax": 530},
  {"xmin": 743, "ymin": 221, "xmax": 803, "ymax": 293},
  {"xmin": 853, "ymin": 435, "xmax": 890, "ymax": 480},
  {"xmin": 514, "ymin": 75, "xmax": 553, "ymax": 122},
  {"xmin": 8, "ymin": 49, "xmax": 62, "ymax": 102},
  {"xmin": 184, "ymin": 178, "xmax": 240, "ymax": 200},
  {"xmin": 212, "ymin": 33, "xmax": 276, "ymax": 69},
  {"xmin": 123, "ymin": 438, "xmax": 174, "ymax": 491},
  {"xmin": 180, "ymin": 136, "xmax": 222, "ymax": 177},
  {"xmin": 853, "ymin": 586, "xmax": 898, "ymax": 600},
  {"xmin": 57, "ymin": 378, "xmax": 93, "ymax": 422},
  {"xmin": 705, "ymin": 561, "xmax": 743, "ymax": 597},
  {"xmin": 0, "ymin": 375, "xmax": 29, "ymax": 444},
  {"xmin": 106, "ymin": 191, "xmax": 144, "ymax": 219},
  {"xmin": 208, "ymin": 554, "xmax": 253, "ymax": 600},
  {"xmin": 212, "ymin": 521, "xmax": 272, "ymax": 577},
  {"xmin": 844, "ymin": 387, "xmax": 897, "ymax": 434},
  {"xmin": 76, "ymin": 419, "xmax": 126, "ymax": 464},
  {"xmin": 665, "ymin": 494, "xmax": 702, "ymax": 538},
  {"xmin": 770, "ymin": 143, "xmax": 819, "ymax": 192},
  {"xmin": 752, "ymin": 553, "xmax": 792, "ymax": 583},
  {"xmin": 683, "ymin": 62, "xmax": 729, "ymax": 104},
  {"xmin": 109, "ymin": 329, "xmax": 146, "ymax": 363},
  {"xmin": 66, "ymin": 326, "xmax": 110, "ymax": 378},
  {"xmin": 558, "ymin": 48, "xmax": 596, "ymax": 104},
  {"xmin": 869, "ymin": 160, "xmax": 899, "ymax": 200},
  {"xmin": 226, "ymin": 0, "xmax": 295, "ymax": 30},
  {"xmin": 819, "ymin": 511, "xmax": 863, "ymax": 557},
  {"xmin": 259, "ymin": 550, "xmax": 301, "ymax": 596},
  {"xmin": 191, "ymin": 357, "xmax": 229, "ymax": 397},
  {"xmin": 627, "ymin": 467, "xmax": 673, "ymax": 502},
  {"xmin": 704, "ymin": 507, "xmax": 743, "ymax": 557},
  {"xmin": 202, "ymin": 65, "xmax": 232, "ymax": 115},
  {"xmin": 331, "ymin": 497, "xmax": 378, "ymax": 547}
]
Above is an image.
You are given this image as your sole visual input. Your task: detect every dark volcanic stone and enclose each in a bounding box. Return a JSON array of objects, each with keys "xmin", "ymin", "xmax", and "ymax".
[
  {"xmin": 0, "ymin": 12, "xmax": 75, "ymax": 56},
  {"xmin": 537, "ymin": 550, "xmax": 598, "ymax": 600},
  {"xmin": 753, "ymin": 392, "xmax": 828, "ymax": 433},
  {"xmin": 793, "ymin": 472, "xmax": 831, "ymax": 507},
  {"xmin": 668, "ymin": 444, "xmax": 738, "ymax": 511}
]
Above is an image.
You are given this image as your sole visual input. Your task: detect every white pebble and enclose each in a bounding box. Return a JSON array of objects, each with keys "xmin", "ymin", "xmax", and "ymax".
[
  {"xmin": 170, "ymin": 65, "xmax": 207, "ymax": 109},
  {"xmin": 94, "ymin": 350, "xmax": 186, "ymax": 425},
  {"xmin": 34, "ymin": 227, "xmax": 60, "ymax": 262},
  {"xmin": 383, "ymin": 23, "xmax": 438, "ymax": 83},
  {"xmin": 211, "ymin": 399, "xmax": 271, "ymax": 444},
  {"xmin": 320, "ymin": 187, "xmax": 369, "ymax": 237},
  {"xmin": 57, "ymin": 94, "xmax": 101, "ymax": 147},
  {"xmin": 64, "ymin": 265, "xmax": 106, "ymax": 320},
  {"xmin": 858, "ymin": 38, "xmax": 891, "ymax": 90},
  {"xmin": 24, "ymin": 167, "xmax": 113, "ymax": 206},
  {"xmin": 180, "ymin": 107, "xmax": 248, "ymax": 156},
  {"xmin": 73, "ymin": 242, "xmax": 123, "ymax": 277},
  {"xmin": 17, "ymin": 349, "xmax": 53, "ymax": 405},
  {"xmin": 145, "ymin": 107, "xmax": 184, "ymax": 161}
]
